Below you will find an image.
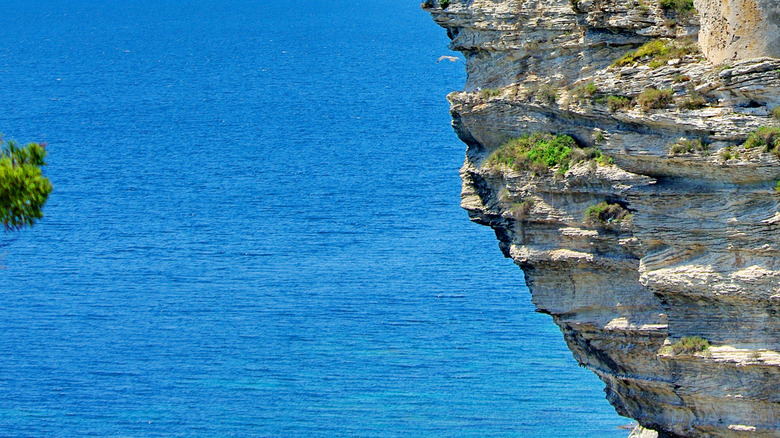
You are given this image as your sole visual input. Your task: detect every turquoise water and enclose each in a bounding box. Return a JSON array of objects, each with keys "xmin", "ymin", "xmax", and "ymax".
[{"xmin": 0, "ymin": 1, "xmax": 628, "ymax": 436}]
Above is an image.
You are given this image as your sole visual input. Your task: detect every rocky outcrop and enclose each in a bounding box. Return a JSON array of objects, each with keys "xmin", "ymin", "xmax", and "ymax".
[
  {"xmin": 695, "ymin": 0, "xmax": 780, "ymax": 64},
  {"xmin": 425, "ymin": 1, "xmax": 780, "ymax": 436}
]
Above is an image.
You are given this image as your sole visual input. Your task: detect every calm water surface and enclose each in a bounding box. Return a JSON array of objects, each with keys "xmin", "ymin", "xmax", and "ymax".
[{"xmin": 0, "ymin": 1, "xmax": 628, "ymax": 436}]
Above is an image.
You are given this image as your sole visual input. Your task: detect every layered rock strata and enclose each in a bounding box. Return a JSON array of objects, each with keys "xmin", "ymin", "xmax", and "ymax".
[{"xmin": 426, "ymin": 1, "xmax": 780, "ymax": 437}]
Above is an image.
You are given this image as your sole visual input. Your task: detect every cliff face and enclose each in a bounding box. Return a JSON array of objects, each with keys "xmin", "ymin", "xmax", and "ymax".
[{"xmin": 426, "ymin": 1, "xmax": 780, "ymax": 437}]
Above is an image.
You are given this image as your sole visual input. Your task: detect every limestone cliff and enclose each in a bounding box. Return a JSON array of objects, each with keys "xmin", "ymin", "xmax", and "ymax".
[{"xmin": 425, "ymin": 1, "xmax": 780, "ymax": 436}]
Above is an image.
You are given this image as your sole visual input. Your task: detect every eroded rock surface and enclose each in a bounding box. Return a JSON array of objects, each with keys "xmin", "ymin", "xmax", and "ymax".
[
  {"xmin": 695, "ymin": 0, "xmax": 780, "ymax": 64},
  {"xmin": 426, "ymin": 1, "xmax": 780, "ymax": 436}
]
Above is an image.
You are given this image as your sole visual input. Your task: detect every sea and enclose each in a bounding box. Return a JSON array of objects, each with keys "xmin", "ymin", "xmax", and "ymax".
[{"xmin": 0, "ymin": 1, "xmax": 628, "ymax": 436}]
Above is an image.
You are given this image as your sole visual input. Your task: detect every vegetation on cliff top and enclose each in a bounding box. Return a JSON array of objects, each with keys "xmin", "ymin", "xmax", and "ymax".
[
  {"xmin": 0, "ymin": 140, "xmax": 52, "ymax": 231},
  {"xmin": 485, "ymin": 133, "xmax": 611, "ymax": 175}
]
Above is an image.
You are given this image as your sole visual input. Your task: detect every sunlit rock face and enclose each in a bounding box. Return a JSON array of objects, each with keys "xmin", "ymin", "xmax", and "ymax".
[
  {"xmin": 426, "ymin": 0, "xmax": 780, "ymax": 436},
  {"xmin": 695, "ymin": 0, "xmax": 780, "ymax": 63}
]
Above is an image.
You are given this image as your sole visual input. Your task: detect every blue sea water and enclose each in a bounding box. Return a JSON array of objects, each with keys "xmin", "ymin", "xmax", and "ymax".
[{"xmin": 0, "ymin": 1, "xmax": 629, "ymax": 436}]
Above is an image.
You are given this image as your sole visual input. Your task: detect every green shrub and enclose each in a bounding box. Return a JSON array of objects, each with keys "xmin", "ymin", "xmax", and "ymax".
[
  {"xmin": 606, "ymin": 95, "xmax": 632, "ymax": 112},
  {"xmin": 721, "ymin": 146, "xmax": 734, "ymax": 161},
  {"xmin": 669, "ymin": 138, "xmax": 708, "ymax": 155},
  {"xmin": 669, "ymin": 336, "xmax": 710, "ymax": 355},
  {"xmin": 421, "ymin": 0, "xmax": 434, "ymax": 7},
  {"xmin": 529, "ymin": 83, "xmax": 558, "ymax": 105},
  {"xmin": 510, "ymin": 199, "xmax": 535, "ymax": 219},
  {"xmin": 673, "ymin": 74, "xmax": 691, "ymax": 83},
  {"xmin": 485, "ymin": 133, "xmax": 576, "ymax": 174},
  {"xmin": 485, "ymin": 133, "xmax": 613, "ymax": 175},
  {"xmin": 612, "ymin": 39, "xmax": 699, "ymax": 69},
  {"xmin": 584, "ymin": 201, "xmax": 630, "ymax": 225},
  {"xmin": 744, "ymin": 126, "xmax": 780, "ymax": 157},
  {"xmin": 772, "ymin": 107, "xmax": 780, "ymax": 120},
  {"xmin": 680, "ymin": 92, "xmax": 707, "ymax": 110},
  {"xmin": 593, "ymin": 130, "xmax": 606, "ymax": 145},
  {"xmin": 438, "ymin": 0, "xmax": 450, "ymax": 8},
  {"xmin": 659, "ymin": 0, "xmax": 694, "ymax": 13},
  {"xmin": 570, "ymin": 146, "xmax": 613, "ymax": 165},
  {"xmin": 0, "ymin": 140, "xmax": 53, "ymax": 231},
  {"xmin": 637, "ymin": 88, "xmax": 673, "ymax": 111},
  {"xmin": 775, "ymin": 180, "xmax": 780, "ymax": 192},
  {"xmin": 479, "ymin": 88, "xmax": 501, "ymax": 99},
  {"xmin": 571, "ymin": 82, "xmax": 598, "ymax": 103}
]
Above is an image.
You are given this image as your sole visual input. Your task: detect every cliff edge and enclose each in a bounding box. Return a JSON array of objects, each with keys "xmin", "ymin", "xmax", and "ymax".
[{"xmin": 425, "ymin": 1, "xmax": 780, "ymax": 436}]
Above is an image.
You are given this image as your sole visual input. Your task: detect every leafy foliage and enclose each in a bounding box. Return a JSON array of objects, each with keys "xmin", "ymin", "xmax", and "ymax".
[
  {"xmin": 486, "ymin": 133, "xmax": 575, "ymax": 175},
  {"xmin": 0, "ymin": 140, "xmax": 52, "ymax": 231},
  {"xmin": 485, "ymin": 133, "xmax": 611, "ymax": 175}
]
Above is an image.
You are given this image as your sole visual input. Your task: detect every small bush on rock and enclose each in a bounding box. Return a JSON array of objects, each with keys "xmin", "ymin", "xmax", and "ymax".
[
  {"xmin": 744, "ymin": 127, "xmax": 780, "ymax": 157},
  {"xmin": 479, "ymin": 88, "xmax": 501, "ymax": 99},
  {"xmin": 659, "ymin": 0, "xmax": 694, "ymax": 14},
  {"xmin": 679, "ymin": 91, "xmax": 707, "ymax": 110},
  {"xmin": 606, "ymin": 95, "xmax": 632, "ymax": 112},
  {"xmin": 612, "ymin": 39, "xmax": 699, "ymax": 69},
  {"xmin": 584, "ymin": 201, "xmax": 630, "ymax": 226},
  {"xmin": 510, "ymin": 199, "xmax": 535, "ymax": 220},
  {"xmin": 486, "ymin": 133, "xmax": 575, "ymax": 175},
  {"xmin": 669, "ymin": 336, "xmax": 710, "ymax": 355},
  {"xmin": 637, "ymin": 88, "xmax": 673, "ymax": 111},
  {"xmin": 669, "ymin": 138, "xmax": 708, "ymax": 155},
  {"xmin": 528, "ymin": 83, "xmax": 558, "ymax": 105},
  {"xmin": 571, "ymin": 82, "xmax": 598, "ymax": 103}
]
